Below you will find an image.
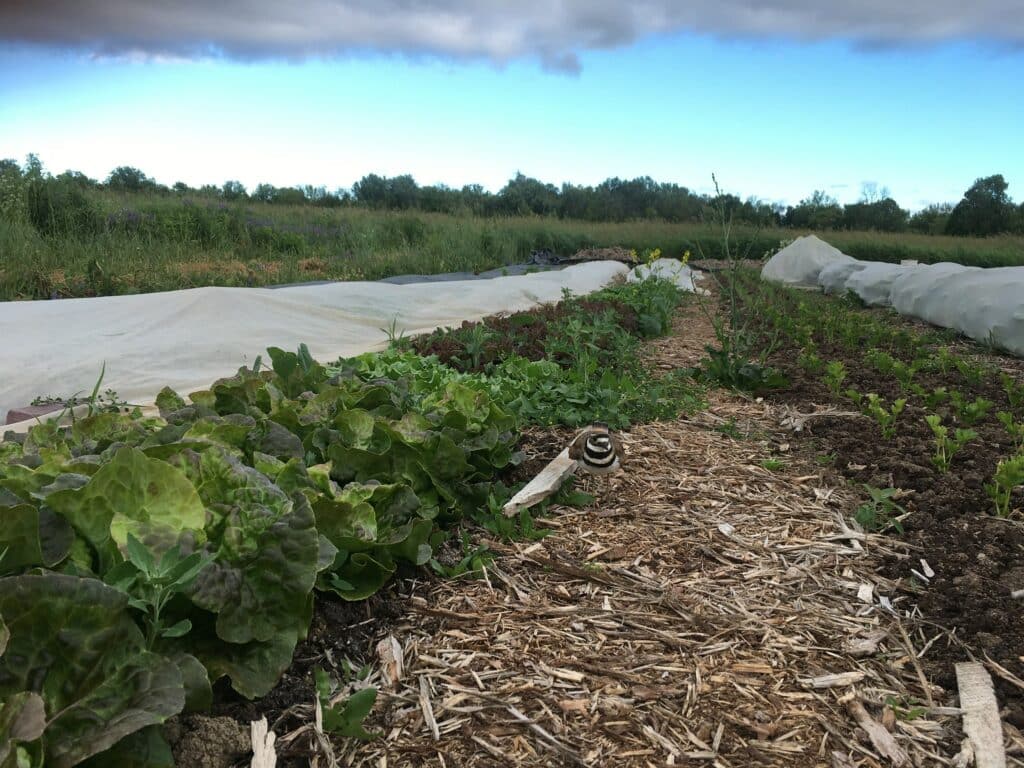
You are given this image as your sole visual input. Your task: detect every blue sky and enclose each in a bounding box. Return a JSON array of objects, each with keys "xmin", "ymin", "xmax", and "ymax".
[{"xmin": 1, "ymin": 3, "xmax": 1022, "ymax": 211}]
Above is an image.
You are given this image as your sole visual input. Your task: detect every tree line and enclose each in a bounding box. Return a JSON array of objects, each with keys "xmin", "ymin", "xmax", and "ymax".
[{"xmin": 2, "ymin": 154, "xmax": 1023, "ymax": 238}]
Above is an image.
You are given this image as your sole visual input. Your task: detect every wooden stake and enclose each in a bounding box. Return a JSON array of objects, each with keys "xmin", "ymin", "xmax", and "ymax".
[
  {"xmin": 502, "ymin": 447, "xmax": 577, "ymax": 517},
  {"xmin": 956, "ymin": 662, "xmax": 1006, "ymax": 768}
]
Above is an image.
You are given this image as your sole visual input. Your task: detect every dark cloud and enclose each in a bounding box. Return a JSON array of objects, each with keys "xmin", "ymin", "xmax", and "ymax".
[{"xmin": 2, "ymin": 0, "xmax": 1022, "ymax": 69}]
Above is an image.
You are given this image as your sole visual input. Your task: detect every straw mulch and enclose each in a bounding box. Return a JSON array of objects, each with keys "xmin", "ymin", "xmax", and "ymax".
[{"xmin": 324, "ymin": 300, "xmax": 1015, "ymax": 767}]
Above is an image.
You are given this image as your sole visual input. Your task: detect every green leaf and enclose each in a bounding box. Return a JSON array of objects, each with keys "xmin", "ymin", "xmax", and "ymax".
[
  {"xmin": 320, "ymin": 686, "xmax": 379, "ymax": 741},
  {"xmin": 0, "ymin": 691, "xmax": 46, "ymax": 749},
  {"xmin": 0, "ymin": 573, "xmax": 185, "ymax": 768},
  {"xmin": 387, "ymin": 518, "xmax": 434, "ymax": 566},
  {"xmin": 46, "ymin": 447, "xmax": 207, "ymax": 569},
  {"xmin": 78, "ymin": 726, "xmax": 174, "ymax": 768},
  {"xmin": 319, "ymin": 551, "xmax": 395, "ymax": 601},
  {"xmin": 178, "ymin": 449, "xmax": 318, "ymax": 647},
  {"xmin": 169, "ymin": 653, "xmax": 212, "ymax": 714},
  {"xmin": 335, "ymin": 410, "xmax": 378, "ymax": 450},
  {"xmin": 189, "ymin": 628, "xmax": 298, "ymax": 700},
  {"xmin": 0, "ymin": 505, "xmax": 73, "ymax": 575},
  {"xmin": 126, "ymin": 534, "xmax": 156, "ymax": 576},
  {"xmin": 155, "ymin": 387, "xmax": 186, "ymax": 417},
  {"xmin": 160, "ymin": 619, "xmax": 192, "ymax": 639}
]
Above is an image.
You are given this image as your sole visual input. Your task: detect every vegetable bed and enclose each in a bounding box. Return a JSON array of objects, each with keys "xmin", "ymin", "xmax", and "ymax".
[{"xmin": 732, "ymin": 273, "xmax": 1024, "ymax": 719}]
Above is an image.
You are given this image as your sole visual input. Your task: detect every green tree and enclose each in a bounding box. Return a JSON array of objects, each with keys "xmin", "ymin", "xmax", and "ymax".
[
  {"xmin": 106, "ymin": 166, "xmax": 153, "ymax": 193},
  {"xmin": 352, "ymin": 173, "xmax": 388, "ymax": 208},
  {"xmin": 946, "ymin": 174, "xmax": 1014, "ymax": 236},
  {"xmin": 251, "ymin": 183, "xmax": 277, "ymax": 202},
  {"xmin": 499, "ymin": 173, "xmax": 559, "ymax": 216},
  {"xmin": 222, "ymin": 180, "xmax": 247, "ymax": 200},
  {"xmin": 908, "ymin": 203, "xmax": 953, "ymax": 235},
  {"xmin": 785, "ymin": 190, "xmax": 844, "ymax": 230},
  {"xmin": 842, "ymin": 198, "xmax": 908, "ymax": 232}
]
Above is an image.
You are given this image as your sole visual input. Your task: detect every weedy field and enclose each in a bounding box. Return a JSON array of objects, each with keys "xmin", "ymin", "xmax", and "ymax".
[
  {"xmin": 3, "ymin": 190, "xmax": 1024, "ymax": 300},
  {"xmin": 2, "ymin": 254, "xmax": 1024, "ymax": 766}
]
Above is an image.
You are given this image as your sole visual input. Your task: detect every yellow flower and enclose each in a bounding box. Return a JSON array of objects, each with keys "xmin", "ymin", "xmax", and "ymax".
[{"xmin": 681, "ymin": 250, "xmax": 691, "ymax": 265}]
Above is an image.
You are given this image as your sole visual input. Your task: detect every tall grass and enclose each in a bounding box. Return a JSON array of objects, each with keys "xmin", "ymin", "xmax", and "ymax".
[{"xmin": 1, "ymin": 191, "xmax": 1022, "ymax": 300}]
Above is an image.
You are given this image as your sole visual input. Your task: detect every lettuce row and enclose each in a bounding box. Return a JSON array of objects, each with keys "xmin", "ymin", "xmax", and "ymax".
[{"xmin": 0, "ymin": 344, "xmax": 518, "ymax": 765}]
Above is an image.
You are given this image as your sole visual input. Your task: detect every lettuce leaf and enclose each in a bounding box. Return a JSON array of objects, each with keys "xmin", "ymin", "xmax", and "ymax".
[{"xmin": 0, "ymin": 574, "xmax": 184, "ymax": 768}]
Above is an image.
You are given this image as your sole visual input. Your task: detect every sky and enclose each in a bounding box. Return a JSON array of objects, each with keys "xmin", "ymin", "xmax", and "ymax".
[{"xmin": 1, "ymin": 1, "xmax": 1023, "ymax": 211}]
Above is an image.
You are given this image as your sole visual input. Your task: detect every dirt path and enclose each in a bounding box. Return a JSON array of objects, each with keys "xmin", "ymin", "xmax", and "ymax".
[{"xmin": 335, "ymin": 303, "xmax": 990, "ymax": 767}]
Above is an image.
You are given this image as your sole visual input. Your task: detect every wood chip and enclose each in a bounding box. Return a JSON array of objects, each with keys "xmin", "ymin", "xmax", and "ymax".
[
  {"xmin": 376, "ymin": 635, "xmax": 404, "ymax": 688},
  {"xmin": 801, "ymin": 671, "xmax": 866, "ymax": 689},
  {"xmin": 844, "ymin": 630, "xmax": 888, "ymax": 657},
  {"xmin": 419, "ymin": 675, "xmax": 440, "ymax": 741},
  {"xmin": 847, "ymin": 700, "xmax": 910, "ymax": 767}
]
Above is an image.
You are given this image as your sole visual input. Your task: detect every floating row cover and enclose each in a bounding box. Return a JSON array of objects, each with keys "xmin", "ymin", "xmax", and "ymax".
[
  {"xmin": 761, "ymin": 235, "xmax": 1024, "ymax": 357},
  {"xmin": 0, "ymin": 259, "xmax": 705, "ymax": 423}
]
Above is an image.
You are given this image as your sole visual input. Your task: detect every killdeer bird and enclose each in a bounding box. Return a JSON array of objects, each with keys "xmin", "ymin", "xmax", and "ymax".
[{"xmin": 568, "ymin": 422, "xmax": 624, "ymax": 474}]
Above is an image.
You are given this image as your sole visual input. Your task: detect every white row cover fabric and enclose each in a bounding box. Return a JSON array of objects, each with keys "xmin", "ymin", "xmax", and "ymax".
[
  {"xmin": 761, "ymin": 236, "xmax": 1024, "ymax": 357},
  {"xmin": 627, "ymin": 258, "xmax": 708, "ymax": 293},
  {"xmin": 759, "ymin": 235, "xmax": 855, "ymax": 286},
  {"xmin": 0, "ymin": 261, "xmax": 630, "ymax": 423}
]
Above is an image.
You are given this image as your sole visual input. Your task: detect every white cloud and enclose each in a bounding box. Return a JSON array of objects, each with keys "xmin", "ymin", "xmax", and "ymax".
[{"xmin": 2, "ymin": 0, "xmax": 1022, "ymax": 71}]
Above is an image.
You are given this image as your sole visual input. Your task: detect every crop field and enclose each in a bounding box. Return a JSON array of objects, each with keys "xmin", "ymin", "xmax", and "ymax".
[
  {"xmin": 3, "ymin": 188, "xmax": 1024, "ymax": 300},
  {"xmin": 1, "ymin": 255, "xmax": 1024, "ymax": 766}
]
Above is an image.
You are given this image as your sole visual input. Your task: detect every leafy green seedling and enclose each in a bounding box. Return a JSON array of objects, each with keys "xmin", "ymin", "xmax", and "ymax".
[
  {"xmin": 844, "ymin": 388, "xmax": 863, "ymax": 408},
  {"xmin": 1001, "ymin": 373, "xmax": 1024, "ymax": 411},
  {"xmin": 823, "ymin": 361, "xmax": 846, "ymax": 396},
  {"xmin": 863, "ymin": 394, "xmax": 907, "ymax": 440},
  {"xmin": 760, "ymin": 458, "xmax": 785, "ymax": 471},
  {"xmin": 889, "ymin": 357, "xmax": 923, "ymax": 395},
  {"xmin": 885, "ymin": 696, "xmax": 928, "ymax": 722},
  {"xmin": 997, "ymin": 412, "xmax": 1024, "ymax": 450},
  {"xmin": 429, "ymin": 531, "xmax": 494, "ymax": 580},
  {"xmin": 925, "ymin": 415, "xmax": 977, "ymax": 473},
  {"xmin": 923, "ymin": 386, "xmax": 949, "ymax": 410},
  {"xmin": 950, "ymin": 391, "xmax": 993, "ymax": 426},
  {"xmin": 106, "ymin": 534, "xmax": 213, "ymax": 649},
  {"xmin": 314, "ymin": 668, "xmax": 379, "ymax": 741},
  {"xmin": 954, "ymin": 357, "xmax": 986, "ymax": 386},
  {"xmin": 935, "ymin": 347, "xmax": 957, "ymax": 375},
  {"xmin": 798, "ymin": 348, "xmax": 825, "ymax": 374},
  {"xmin": 986, "ymin": 454, "xmax": 1024, "ymax": 518},
  {"xmin": 854, "ymin": 486, "xmax": 906, "ymax": 534}
]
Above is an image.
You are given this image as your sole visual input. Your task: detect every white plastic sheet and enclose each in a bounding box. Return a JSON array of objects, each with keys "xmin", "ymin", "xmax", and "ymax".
[
  {"xmin": 0, "ymin": 261, "xmax": 628, "ymax": 422},
  {"xmin": 761, "ymin": 237, "xmax": 1024, "ymax": 357}
]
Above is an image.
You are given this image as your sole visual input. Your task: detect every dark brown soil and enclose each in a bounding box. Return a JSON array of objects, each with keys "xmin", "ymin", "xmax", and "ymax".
[{"xmin": 762, "ymin": 311, "xmax": 1024, "ymax": 712}]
